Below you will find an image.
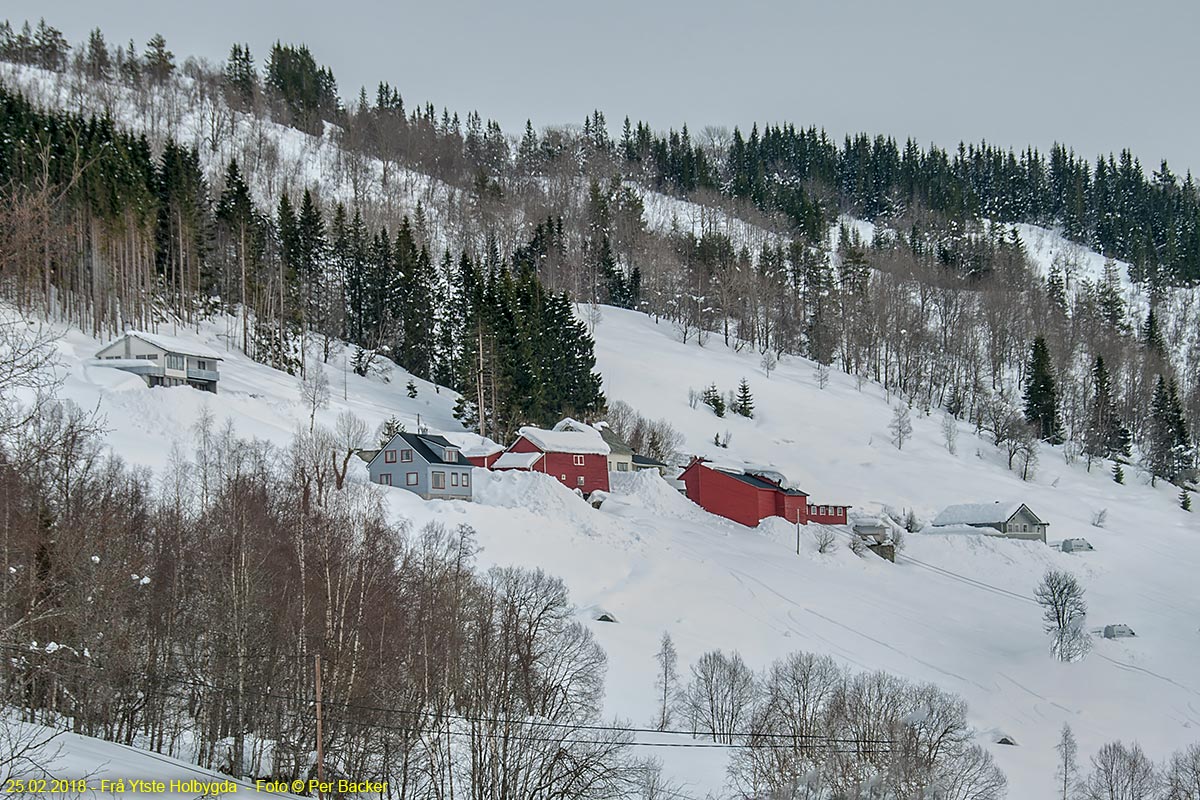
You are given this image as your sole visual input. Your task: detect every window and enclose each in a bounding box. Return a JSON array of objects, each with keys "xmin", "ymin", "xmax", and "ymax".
[
  {"xmin": 401, "ymin": 449, "xmax": 413, "ymax": 463},
  {"xmin": 384, "ymin": 450, "xmax": 397, "ymax": 463},
  {"xmin": 432, "ymin": 471, "xmax": 446, "ymax": 489},
  {"xmin": 380, "ymin": 473, "xmax": 392, "ymax": 486},
  {"xmin": 196, "ymin": 359, "xmax": 209, "ymax": 371},
  {"xmin": 577, "ymin": 476, "xmax": 585, "ymax": 486},
  {"xmin": 451, "ymin": 472, "xmax": 459, "ymax": 487},
  {"xmin": 462, "ymin": 472, "xmax": 470, "ymax": 488},
  {"xmin": 136, "ymin": 354, "xmax": 158, "ymax": 361},
  {"xmin": 616, "ymin": 462, "xmax": 629, "ymax": 472},
  {"xmin": 166, "ymin": 354, "xmax": 185, "ymax": 370},
  {"xmin": 406, "ymin": 472, "xmax": 418, "ymax": 486},
  {"xmin": 573, "ymin": 454, "xmax": 585, "ymax": 466}
]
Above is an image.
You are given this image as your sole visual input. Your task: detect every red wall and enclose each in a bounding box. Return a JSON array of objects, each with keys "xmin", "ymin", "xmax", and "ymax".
[
  {"xmin": 509, "ymin": 436, "xmax": 609, "ymax": 494},
  {"xmin": 466, "ymin": 452, "xmax": 500, "ymax": 468},
  {"xmin": 807, "ymin": 504, "xmax": 849, "ymax": 525},
  {"xmin": 681, "ymin": 463, "xmax": 845, "ymax": 528},
  {"xmin": 682, "ymin": 465, "xmax": 776, "ymax": 527}
]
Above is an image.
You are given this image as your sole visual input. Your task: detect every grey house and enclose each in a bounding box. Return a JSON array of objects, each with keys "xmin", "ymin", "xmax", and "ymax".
[
  {"xmin": 367, "ymin": 432, "xmax": 473, "ymax": 500},
  {"xmin": 931, "ymin": 501, "xmax": 1048, "ymax": 542},
  {"xmin": 95, "ymin": 331, "xmax": 222, "ymax": 393}
]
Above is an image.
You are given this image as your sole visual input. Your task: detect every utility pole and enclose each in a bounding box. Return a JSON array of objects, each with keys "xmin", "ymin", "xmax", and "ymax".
[
  {"xmin": 796, "ymin": 514, "xmax": 801, "ymax": 556},
  {"xmin": 314, "ymin": 654, "xmax": 325, "ymax": 800}
]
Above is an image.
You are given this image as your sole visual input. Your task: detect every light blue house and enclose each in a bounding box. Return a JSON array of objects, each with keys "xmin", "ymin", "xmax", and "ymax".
[{"xmin": 366, "ymin": 432, "xmax": 473, "ymax": 500}]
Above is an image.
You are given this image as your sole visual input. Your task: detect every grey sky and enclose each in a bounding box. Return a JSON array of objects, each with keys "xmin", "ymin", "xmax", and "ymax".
[{"xmin": 7, "ymin": 0, "xmax": 1199, "ymax": 174}]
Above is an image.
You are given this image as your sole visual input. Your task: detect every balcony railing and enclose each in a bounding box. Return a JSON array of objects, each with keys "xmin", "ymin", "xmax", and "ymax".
[{"xmin": 187, "ymin": 367, "xmax": 219, "ymax": 382}]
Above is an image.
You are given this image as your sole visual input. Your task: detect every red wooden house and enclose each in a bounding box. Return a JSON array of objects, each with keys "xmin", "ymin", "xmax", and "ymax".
[
  {"xmin": 678, "ymin": 458, "xmax": 849, "ymax": 527},
  {"xmin": 492, "ymin": 424, "xmax": 611, "ymax": 495},
  {"xmin": 462, "ymin": 442, "xmax": 504, "ymax": 468}
]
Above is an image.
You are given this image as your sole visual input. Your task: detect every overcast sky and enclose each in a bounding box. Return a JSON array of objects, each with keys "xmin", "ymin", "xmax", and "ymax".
[{"xmin": 7, "ymin": 0, "xmax": 1199, "ymax": 174}]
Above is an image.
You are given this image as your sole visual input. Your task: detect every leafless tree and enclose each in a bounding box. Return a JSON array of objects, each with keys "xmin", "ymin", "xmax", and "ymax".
[
  {"xmin": 682, "ymin": 650, "xmax": 759, "ymax": 744},
  {"xmin": 890, "ymin": 403, "xmax": 913, "ymax": 450},
  {"xmin": 1163, "ymin": 742, "xmax": 1200, "ymax": 800},
  {"xmin": 1083, "ymin": 741, "xmax": 1159, "ymax": 800},
  {"xmin": 1057, "ymin": 723, "xmax": 1081, "ymax": 800},
  {"xmin": 300, "ymin": 364, "xmax": 331, "ymax": 432},
  {"xmin": 941, "ymin": 412, "xmax": 959, "ymax": 455},
  {"xmin": 652, "ymin": 632, "xmax": 679, "ymax": 731},
  {"xmin": 1035, "ymin": 570, "xmax": 1091, "ymax": 662}
]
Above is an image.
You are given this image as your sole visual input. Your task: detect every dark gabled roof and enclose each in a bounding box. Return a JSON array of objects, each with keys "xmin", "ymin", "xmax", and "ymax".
[
  {"xmin": 356, "ymin": 449, "xmax": 380, "ymax": 463},
  {"xmin": 632, "ymin": 453, "xmax": 668, "ymax": 467},
  {"xmin": 598, "ymin": 427, "xmax": 634, "ymax": 456},
  {"xmin": 369, "ymin": 432, "xmax": 466, "ymax": 468},
  {"xmin": 725, "ymin": 471, "xmax": 808, "ymax": 496}
]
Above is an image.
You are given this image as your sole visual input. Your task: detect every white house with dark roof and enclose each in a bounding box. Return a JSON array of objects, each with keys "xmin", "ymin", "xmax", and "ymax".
[
  {"xmin": 930, "ymin": 501, "xmax": 1048, "ymax": 542},
  {"xmin": 94, "ymin": 331, "xmax": 222, "ymax": 393}
]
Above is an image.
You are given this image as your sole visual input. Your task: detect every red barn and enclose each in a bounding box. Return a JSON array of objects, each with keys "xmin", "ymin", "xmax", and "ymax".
[
  {"xmin": 493, "ymin": 425, "xmax": 611, "ymax": 495},
  {"xmin": 679, "ymin": 459, "xmax": 849, "ymax": 528}
]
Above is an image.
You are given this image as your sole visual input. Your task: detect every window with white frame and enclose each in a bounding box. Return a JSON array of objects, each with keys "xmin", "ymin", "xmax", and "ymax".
[
  {"xmin": 432, "ymin": 471, "xmax": 446, "ymax": 489},
  {"xmin": 384, "ymin": 450, "xmax": 397, "ymax": 463},
  {"xmin": 380, "ymin": 473, "xmax": 392, "ymax": 486},
  {"xmin": 406, "ymin": 472, "xmax": 418, "ymax": 486},
  {"xmin": 451, "ymin": 472, "xmax": 459, "ymax": 487},
  {"xmin": 401, "ymin": 449, "xmax": 413, "ymax": 463},
  {"xmin": 462, "ymin": 472, "xmax": 470, "ymax": 487},
  {"xmin": 573, "ymin": 454, "xmax": 585, "ymax": 466}
]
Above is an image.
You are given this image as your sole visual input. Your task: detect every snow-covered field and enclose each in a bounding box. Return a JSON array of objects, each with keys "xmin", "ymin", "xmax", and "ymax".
[{"xmin": 17, "ymin": 300, "xmax": 1198, "ymax": 798}]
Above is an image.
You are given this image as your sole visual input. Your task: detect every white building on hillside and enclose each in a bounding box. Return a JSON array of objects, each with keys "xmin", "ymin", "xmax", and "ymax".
[{"xmin": 94, "ymin": 331, "xmax": 223, "ymax": 393}]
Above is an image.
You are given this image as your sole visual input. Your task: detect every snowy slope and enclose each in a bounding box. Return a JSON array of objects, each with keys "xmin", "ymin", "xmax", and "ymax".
[{"xmin": 25, "ymin": 304, "xmax": 1200, "ymax": 798}]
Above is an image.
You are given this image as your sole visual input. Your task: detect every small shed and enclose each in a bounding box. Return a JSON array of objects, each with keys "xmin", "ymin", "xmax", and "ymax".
[{"xmin": 1103, "ymin": 624, "xmax": 1136, "ymax": 639}]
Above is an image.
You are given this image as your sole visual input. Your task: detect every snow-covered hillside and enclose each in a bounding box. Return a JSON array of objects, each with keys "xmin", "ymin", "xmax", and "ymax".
[{"xmin": 24, "ymin": 301, "xmax": 1200, "ymax": 798}]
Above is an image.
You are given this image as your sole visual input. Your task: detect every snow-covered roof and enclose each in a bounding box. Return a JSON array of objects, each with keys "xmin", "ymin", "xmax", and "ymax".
[
  {"xmin": 493, "ymin": 451, "xmax": 545, "ymax": 470},
  {"xmin": 104, "ymin": 330, "xmax": 224, "ymax": 360},
  {"xmin": 517, "ymin": 425, "xmax": 610, "ymax": 455},
  {"xmin": 441, "ymin": 431, "xmax": 505, "ymax": 458},
  {"xmin": 923, "ymin": 523, "xmax": 996, "ymax": 536},
  {"xmin": 932, "ymin": 502, "xmax": 1030, "ymax": 527}
]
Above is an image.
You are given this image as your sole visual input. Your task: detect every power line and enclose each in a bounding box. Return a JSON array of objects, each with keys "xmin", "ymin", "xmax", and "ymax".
[{"xmin": 2, "ymin": 643, "xmax": 892, "ymax": 750}]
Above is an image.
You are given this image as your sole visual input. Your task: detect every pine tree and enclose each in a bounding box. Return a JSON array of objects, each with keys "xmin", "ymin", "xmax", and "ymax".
[
  {"xmin": 1047, "ymin": 264, "xmax": 1067, "ymax": 315},
  {"xmin": 85, "ymin": 28, "xmax": 111, "ymax": 80},
  {"xmin": 143, "ymin": 33, "xmax": 174, "ymax": 83},
  {"xmin": 1146, "ymin": 375, "xmax": 1193, "ymax": 486},
  {"xmin": 1142, "ymin": 307, "xmax": 1167, "ymax": 354},
  {"xmin": 1083, "ymin": 355, "xmax": 1128, "ymax": 468},
  {"xmin": 1096, "ymin": 259, "xmax": 1126, "ymax": 331},
  {"xmin": 701, "ymin": 384, "xmax": 726, "ymax": 417},
  {"xmin": 734, "ymin": 378, "xmax": 754, "ymax": 418},
  {"xmin": 1023, "ymin": 337, "xmax": 1064, "ymax": 444},
  {"xmin": 377, "ymin": 415, "xmax": 404, "ymax": 447}
]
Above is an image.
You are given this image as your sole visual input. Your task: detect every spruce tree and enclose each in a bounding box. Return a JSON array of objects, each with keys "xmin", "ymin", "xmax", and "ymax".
[
  {"xmin": 1142, "ymin": 307, "xmax": 1167, "ymax": 354},
  {"xmin": 1112, "ymin": 461, "xmax": 1124, "ymax": 484},
  {"xmin": 1182, "ymin": 489, "xmax": 1193, "ymax": 512},
  {"xmin": 1083, "ymin": 355, "xmax": 1128, "ymax": 467},
  {"xmin": 735, "ymin": 378, "xmax": 754, "ymax": 418},
  {"xmin": 143, "ymin": 33, "xmax": 174, "ymax": 83},
  {"xmin": 701, "ymin": 384, "xmax": 726, "ymax": 417},
  {"xmin": 1023, "ymin": 337, "xmax": 1064, "ymax": 444},
  {"xmin": 1146, "ymin": 376, "xmax": 1192, "ymax": 486}
]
